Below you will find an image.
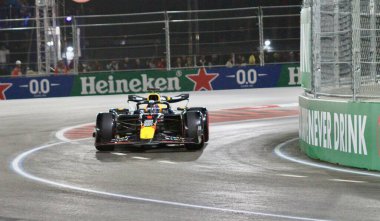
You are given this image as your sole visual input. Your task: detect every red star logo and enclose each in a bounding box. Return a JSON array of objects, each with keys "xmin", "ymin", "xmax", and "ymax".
[
  {"xmin": 186, "ymin": 67, "xmax": 219, "ymax": 91},
  {"xmin": 0, "ymin": 83, "xmax": 12, "ymax": 100}
]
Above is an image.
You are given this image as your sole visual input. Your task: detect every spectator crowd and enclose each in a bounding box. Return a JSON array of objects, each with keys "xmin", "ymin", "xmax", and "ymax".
[
  {"xmin": 0, "ymin": 50, "xmax": 300, "ymax": 77},
  {"xmin": 0, "ymin": 1, "xmax": 300, "ymax": 76},
  {"xmin": 75, "ymin": 51, "xmax": 299, "ymax": 74}
]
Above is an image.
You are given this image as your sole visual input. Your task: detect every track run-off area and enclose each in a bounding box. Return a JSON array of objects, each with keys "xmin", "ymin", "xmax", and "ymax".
[{"xmin": 2, "ymin": 88, "xmax": 380, "ymax": 221}]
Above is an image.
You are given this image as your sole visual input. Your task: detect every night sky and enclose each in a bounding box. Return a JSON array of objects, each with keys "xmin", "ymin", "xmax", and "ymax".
[
  {"xmin": 3, "ymin": 0, "xmax": 302, "ymax": 17},
  {"xmin": 64, "ymin": 0, "xmax": 302, "ymax": 16}
]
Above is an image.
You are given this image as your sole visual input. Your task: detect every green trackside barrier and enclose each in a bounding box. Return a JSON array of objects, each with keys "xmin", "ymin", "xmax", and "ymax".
[{"xmin": 299, "ymin": 95, "xmax": 380, "ymax": 170}]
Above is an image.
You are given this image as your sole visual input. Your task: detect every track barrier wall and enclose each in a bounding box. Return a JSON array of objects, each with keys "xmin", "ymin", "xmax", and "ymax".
[
  {"xmin": 0, "ymin": 64, "xmax": 300, "ymax": 100},
  {"xmin": 299, "ymin": 1, "xmax": 380, "ymax": 171},
  {"xmin": 299, "ymin": 95, "xmax": 380, "ymax": 170}
]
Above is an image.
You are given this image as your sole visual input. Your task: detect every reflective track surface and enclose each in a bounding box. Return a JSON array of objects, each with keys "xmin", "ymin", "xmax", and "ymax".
[{"xmin": 2, "ymin": 88, "xmax": 380, "ymax": 221}]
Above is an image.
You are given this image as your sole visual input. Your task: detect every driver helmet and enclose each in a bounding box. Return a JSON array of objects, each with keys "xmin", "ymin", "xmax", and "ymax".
[{"xmin": 152, "ymin": 104, "xmax": 161, "ymax": 113}]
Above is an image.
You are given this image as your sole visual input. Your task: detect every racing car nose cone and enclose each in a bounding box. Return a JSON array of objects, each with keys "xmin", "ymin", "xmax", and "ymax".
[{"xmin": 140, "ymin": 127, "xmax": 155, "ymax": 140}]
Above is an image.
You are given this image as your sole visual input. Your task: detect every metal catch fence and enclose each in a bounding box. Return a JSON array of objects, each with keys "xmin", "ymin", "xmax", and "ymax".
[
  {"xmin": 303, "ymin": 0, "xmax": 380, "ymax": 100},
  {"xmin": 0, "ymin": 5, "xmax": 300, "ymax": 76}
]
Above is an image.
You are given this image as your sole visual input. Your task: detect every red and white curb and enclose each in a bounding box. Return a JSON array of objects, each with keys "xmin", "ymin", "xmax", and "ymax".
[{"xmin": 58, "ymin": 103, "xmax": 299, "ymax": 141}]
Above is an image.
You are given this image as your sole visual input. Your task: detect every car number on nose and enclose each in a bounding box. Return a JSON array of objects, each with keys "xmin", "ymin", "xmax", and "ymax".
[{"xmin": 144, "ymin": 120, "xmax": 154, "ymax": 127}]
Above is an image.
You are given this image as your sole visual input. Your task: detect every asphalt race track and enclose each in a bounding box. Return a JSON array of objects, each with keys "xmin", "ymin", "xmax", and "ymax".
[{"xmin": 2, "ymin": 87, "xmax": 380, "ymax": 221}]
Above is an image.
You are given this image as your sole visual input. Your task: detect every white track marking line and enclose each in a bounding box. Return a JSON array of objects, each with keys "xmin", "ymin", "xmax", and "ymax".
[
  {"xmin": 158, "ymin": 160, "xmax": 177, "ymax": 165},
  {"xmin": 132, "ymin": 156, "xmax": 150, "ymax": 160},
  {"xmin": 277, "ymin": 174, "xmax": 307, "ymax": 178},
  {"xmin": 329, "ymin": 179, "xmax": 366, "ymax": 183},
  {"xmin": 275, "ymin": 138, "xmax": 380, "ymax": 178},
  {"xmin": 277, "ymin": 103, "xmax": 299, "ymax": 108},
  {"xmin": 241, "ymin": 190, "xmax": 260, "ymax": 193},
  {"xmin": 111, "ymin": 153, "xmax": 127, "ymax": 156},
  {"xmin": 10, "ymin": 127, "xmax": 330, "ymax": 221},
  {"xmin": 10, "ymin": 142, "xmax": 329, "ymax": 221}
]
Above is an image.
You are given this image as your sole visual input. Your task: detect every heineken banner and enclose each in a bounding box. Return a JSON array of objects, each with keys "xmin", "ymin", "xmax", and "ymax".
[
  {"xmin": 299, "ymin": 95, "xmax": 380, "ymax": 171},
  {"xmin": 72, "ymin": 64, "xmax": 301, "ymax": 96},
  {"xmin": 0, "ymin": 64, "xmax": 300, "ymax": 100},
  {"xmin": 71, "ymin": 69, "xmax": 194, "ymax": 96}
]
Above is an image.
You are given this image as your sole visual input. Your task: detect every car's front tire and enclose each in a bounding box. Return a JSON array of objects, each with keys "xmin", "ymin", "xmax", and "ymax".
[
  {"xmin": 188, "ymin": 107, "xmax": 209, "ymax": 142},
  {"xmin": 185, "ymin": 111, "xmax": 204, "ymax": 151},
  {"xmin": 95, "ymin": 113, "xmax": 115, "ymax": 151}
]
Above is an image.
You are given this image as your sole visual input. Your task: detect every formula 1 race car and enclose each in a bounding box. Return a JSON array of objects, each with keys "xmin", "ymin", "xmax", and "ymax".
[{"xmin": 93, "ymin": 89, "xmax": 209, "ymax": 151}]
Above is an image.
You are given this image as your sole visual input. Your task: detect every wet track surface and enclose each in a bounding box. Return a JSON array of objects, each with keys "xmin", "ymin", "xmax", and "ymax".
[{"xmin": 2, "ymin": 88, "xmax": 380, "ymax": 221}]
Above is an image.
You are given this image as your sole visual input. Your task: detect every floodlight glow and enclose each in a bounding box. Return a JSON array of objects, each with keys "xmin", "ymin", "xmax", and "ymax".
[
  {"xmin": 65, "ymin": 46, "xmax": 74, "ymax": 61},
  {"xmin": 65, "ymin": 16, "xmax": 72, "ymax": 22},
  {"xmin": 265, "ymin": 40, "xmax": 271, "ymax": 46}
]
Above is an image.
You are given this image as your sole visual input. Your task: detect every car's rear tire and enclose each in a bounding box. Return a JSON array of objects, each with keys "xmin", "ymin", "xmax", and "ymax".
[
  {"xmin": 185, "ymin": 111, "xmax": 204, "ymax": 151},
  {"xmin": 202, "ymin": 110, "xmax": 209, "ymax": 142},
  {"xmin": 95, "ymin": 113, "xmax": 115, "ymax": 151}
]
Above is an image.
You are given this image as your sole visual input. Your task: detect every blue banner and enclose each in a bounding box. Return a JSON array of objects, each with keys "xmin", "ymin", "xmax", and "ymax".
[
  {"xmin": 205, "ymin": 65, "xmax": 283, "ymax": 90},
  {"xmin": 0, "ymin": 64, "xmax": 300, "ymax": 100},
  {"xmin": 0, "ymin": 75, "xmax": 74, "ymax": 100},
  {"xmin": 188, "ymin": 64, "xmax": 299, "ymax": 91}
]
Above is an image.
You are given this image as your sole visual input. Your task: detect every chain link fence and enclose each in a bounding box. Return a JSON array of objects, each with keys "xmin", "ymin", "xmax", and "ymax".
[
  {"xmin": 0, "ymin": 5, "xmax": 300, "ymax": 76},
  {"xmin": 304, "ymin": 0, "xmax": 380, "ymax": 100}
]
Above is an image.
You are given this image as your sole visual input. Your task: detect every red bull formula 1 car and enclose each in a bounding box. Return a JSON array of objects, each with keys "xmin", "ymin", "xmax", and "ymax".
[{"xmin": 93, "ymin": 89, "xmax": 209, "ymax": 151}]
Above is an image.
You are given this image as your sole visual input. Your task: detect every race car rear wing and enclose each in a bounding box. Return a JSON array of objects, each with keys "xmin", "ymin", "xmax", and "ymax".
[
  {"xmin": 128, "ymin": 95, "xmax": 145, "ymax": 102},
  {"xmin": 128, "ymin": 93, "xmax": 189, "ymax": 103}
]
